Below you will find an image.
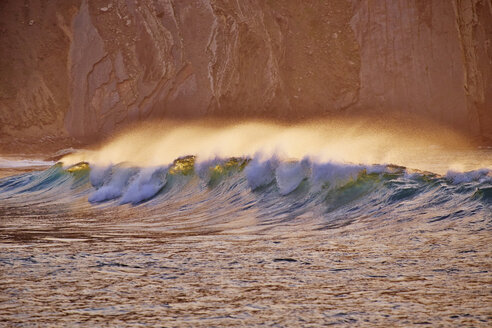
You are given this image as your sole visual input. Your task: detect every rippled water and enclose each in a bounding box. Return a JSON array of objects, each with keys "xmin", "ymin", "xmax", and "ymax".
[{"xmin": 0, "ymin": 154, "xmax": 491, "ymax": 326}]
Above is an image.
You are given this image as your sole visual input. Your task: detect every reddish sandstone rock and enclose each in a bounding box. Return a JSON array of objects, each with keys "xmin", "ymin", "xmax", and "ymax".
[{"xmin": 0, "ymin": 0, "xmax": 490, "ymax": 144}]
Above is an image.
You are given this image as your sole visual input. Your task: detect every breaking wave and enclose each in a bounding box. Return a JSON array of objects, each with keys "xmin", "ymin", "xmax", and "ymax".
[{"xmin": 0, "ymin": 155, "xmax": 490, "ymax": 232}]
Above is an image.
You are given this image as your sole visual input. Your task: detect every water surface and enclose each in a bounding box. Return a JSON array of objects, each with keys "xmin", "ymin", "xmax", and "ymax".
[{"xmin": 0, "ymin": 153, "xmax": 490, "ymax": 326}]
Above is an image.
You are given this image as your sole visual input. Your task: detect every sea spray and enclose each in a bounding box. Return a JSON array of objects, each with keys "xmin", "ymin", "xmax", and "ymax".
[
  {"xmin": 88, "ymin": 166, "xmax": 139, "ymax": 202},
  {"xmin": 120, "ymin": 166, "xmax": 168, "ymax": 205},
  {"xmin": 60, "ymin": 119, "xmax": 487, "ymax": 174}
]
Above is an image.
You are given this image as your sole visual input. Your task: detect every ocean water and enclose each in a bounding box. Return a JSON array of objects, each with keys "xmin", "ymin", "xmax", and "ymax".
[{"xmin": 0, "ymin": 150, "xmax": 491, "ymax": 326}]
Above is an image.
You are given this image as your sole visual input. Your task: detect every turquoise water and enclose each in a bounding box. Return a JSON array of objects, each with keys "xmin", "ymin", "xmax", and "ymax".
[{"xmin": 0, "ymin": 155, "xmax": 491, "ymax": 326}]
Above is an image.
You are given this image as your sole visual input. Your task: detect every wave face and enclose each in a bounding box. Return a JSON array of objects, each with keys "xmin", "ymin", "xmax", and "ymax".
[
  {"xmin": 1, "ymin": 156, "xmax": 490, "ymax": 233},
  {"xmin": 1, "ymin": 154, "xmax": 491, "ymax": 326}
]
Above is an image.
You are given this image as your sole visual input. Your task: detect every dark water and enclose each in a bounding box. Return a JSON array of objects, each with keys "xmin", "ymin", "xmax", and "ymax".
[{"xmin": 0, "ymin": 156, "xmax": 491, "ymax": 326}]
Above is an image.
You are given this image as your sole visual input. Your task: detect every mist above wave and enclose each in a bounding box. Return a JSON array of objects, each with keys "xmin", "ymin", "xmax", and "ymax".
[
  {"xmin": 74, "ymin": 156, "xmax": 491, "ymax": 208},
  {"xmin": 60, "ymin": 119, "xmax": 490, "ymax": 175}
]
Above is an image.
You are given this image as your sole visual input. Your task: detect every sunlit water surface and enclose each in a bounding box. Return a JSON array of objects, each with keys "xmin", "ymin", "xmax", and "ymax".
[{"xmin": 0, "ymin": 147, "xmax": 491, "ymax": 326}]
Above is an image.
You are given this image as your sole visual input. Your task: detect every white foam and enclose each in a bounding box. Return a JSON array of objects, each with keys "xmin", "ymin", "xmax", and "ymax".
[
  {"xmin": 120, "ymin": 166, "xmax": 167, "ymax": 204},
  {"xmin": 311, "ymin": 162, "xmax": 362, "ymax": 188},
  {"xmin": 275, "ymin": 158, "xmax": 311, "ymax": 195},
  {"xmin": 89, "ymin": 165, "xmax": 112, "ymax": 188},
  {"xmin": 244, "ymin": 156, "xmax": 279, "ymax": 190},
  {"xmin": 88, "ymin": 167, "xmax": 138, "ymax": 202},
  {"xmin": 88, "ymin": 185, "xmax": 123, "ymax": 202},
  {"xmin": 445, "ymin": 168, "xmax": 491, "ymax": 184}
]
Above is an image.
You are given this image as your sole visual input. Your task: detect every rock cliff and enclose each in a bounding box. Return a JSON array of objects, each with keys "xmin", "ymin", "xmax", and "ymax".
[{"xmin": 0, "ymin": 0, "xmax": 490, "ymax": 145}]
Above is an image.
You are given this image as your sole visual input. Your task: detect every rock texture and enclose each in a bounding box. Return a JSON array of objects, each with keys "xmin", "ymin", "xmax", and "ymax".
[
  {"xmin": 350, "ymin": 1, "xmax": 469, "ymax": 128},
  {"xmin": 349, "ymin": 0, "xmax": 492, "ymax": 141},
  {"xmin": 0, "ymin": 0, "xmax": 491, "ymax": 144},
  {"xmin": 0, "ymin": 0, "xmax": 79, "ymax": 139},
  {"xmin": 453, "ymin": 0, "xmax": 492, "ymax": 141},
  {"xmin": 63, "ymin": 0, "xmax": 360, "ymax": 140}
]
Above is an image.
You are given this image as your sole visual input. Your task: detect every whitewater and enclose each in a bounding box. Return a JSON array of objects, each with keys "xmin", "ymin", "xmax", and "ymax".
[{"xmin": 1, "ymin": 121, "xmax": 491, "ymax": 326}]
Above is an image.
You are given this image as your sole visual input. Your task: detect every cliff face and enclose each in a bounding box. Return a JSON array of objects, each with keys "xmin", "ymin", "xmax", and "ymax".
[
  {"xmin": 453, "ymin": 0, "xmax": 492, "ymax": 141},
  {"xmin": 0, "ymin": 0, "xmax": 491, "ymax": 144},
  {"xmin": 0, "ymin": 0, "xmax": 79, "ymax": 138},
  {"xmin": 64, "ymin": 0, "xmax": 360, "ymax": 140},
  {"xmin": 350, "ymin": 0, "xmax": 470, "ymax": 129}
]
